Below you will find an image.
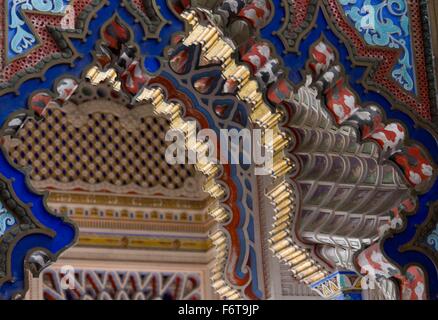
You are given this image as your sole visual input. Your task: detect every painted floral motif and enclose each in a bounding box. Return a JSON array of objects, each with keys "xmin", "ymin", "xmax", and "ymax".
[
  {"xmin": 339, "ymin": 0, "xmax": 415, "ymax": 93},
  {"xmin": 56, "ymin": 78, "xmax": 78, "ymax": 102},
  {"xmin": 308, "ymin": 39, "xmax": 434, "ymax": 190},
  {"xmin": 97, "ymin": 16, "xmax": 150, "ymax": 101},
  {"xmin": 391, "ymin": 146, "xmax": 434, "ymax": 187},
  {"xmin": 7, "ymin": 0, "xmax": 70, "ymax": 59},
  {"xmin": 241, "ymin": 42, "xmax": 280, "ymax": 87},
  {"xmin": 267, "ymin": 79, "xmax": 294, "ymax": 104},
  {"xmin": 310, "ymin": 271, "xmax": 362, "ymax": 300},
  {"xmin": 208, "ymin": 0, "xmax": 271, "ymax": 28},
  {"xmin": 357, "ymin": 244, "xmax": 428, "ymax": 299},
  {"xmin": 357, "ymin": 243, "xmax": 400, "ymax": 279},
  {"xmin": 399, "ymin": 266, "xmax": 426, "ymax": 300},
  {"xmin": 121, "ymin": 60, "xmax": 150, "ymax": 96},
  {"xmin": 28, "ymin": 78, "xmax": 77, "ymax": 117},
  {"xmin": 169, "ymin": 47, "xmax": 190, "ymax": 74},
  {"xmin": 325, "ymin": 80, "xmax": 359, "ymax": 124},
  {"xmin": 30, "ymin": 92, "xmax": 56, "ymax": 116},
  {"xmin": 370, "ymin": 122, "xmax": 405, "ymax": 153},
  {"xmin": 242, "ymin": 43, "xmax": 271, "ymax": 73},
  {"xmin": 193, "ymin": 76, "xmax": 216, "ymax": 94},
  {"xmin": 237, "ymin": 0, "xmax": 271, "ymax": 28},
  {"xmin": 346, "ymin": 104, "xmax": 383, "ymax": 138},
  {"xmin": 0, "ymin": 204, "xmax": 16, "ymax": 237},
  {"xmin": 427, "ymin": 224, "xmax": 438, "ymax": 251},
  {"xmin": 223, "ymin": 78, "xmax": 239, "ymax": 94},
  {"xmin": 309, "ymin": 41, "xmax": 335, "ymax": 76},
  {"xmin": 378, "ymin": 198, "xmax": 415, "ymax": 236}
]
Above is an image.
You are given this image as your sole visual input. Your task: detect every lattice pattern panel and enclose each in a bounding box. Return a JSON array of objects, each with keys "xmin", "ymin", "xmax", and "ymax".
[{"xmin": 5, "ymin": 104, "xmax": 202, "ymax": 197}]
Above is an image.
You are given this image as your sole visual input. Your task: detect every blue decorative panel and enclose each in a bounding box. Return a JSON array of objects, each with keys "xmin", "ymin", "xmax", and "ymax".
[
  {"xmin": 339, "ymin": 0, "xmax": 416, "ymax": 93},
  {"xmin": 427, "ymin": 224, "xmax": 438, "ymax": 252},
  {"xmin": 6, "ymin": 0, "xmax": 70, "ymax": 60},
  {"xmin": 0, "ymin": 203, "xmax": 15, "ymax": 236}
]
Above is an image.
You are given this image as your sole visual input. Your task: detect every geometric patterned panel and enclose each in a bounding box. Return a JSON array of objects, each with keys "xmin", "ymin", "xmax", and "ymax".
[
  {"xmin": 4, "ymin": 102, "xmax": 202, "ymax": 198},
  {"xmin": 42, "ymin": 268, "xmax": 202, "ymax": 300}
]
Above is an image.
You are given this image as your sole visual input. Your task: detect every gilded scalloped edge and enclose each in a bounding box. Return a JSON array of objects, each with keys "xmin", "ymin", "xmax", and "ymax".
[
  {"xmin": 85, "ymin": 65, "xmax": 240, "ymax": 298},
  {"xmin": 0, "ymin": 0, "xmax": 107, "ymax": 96},
  {"xmin": 136, "ymin": 84, "xmax": 241, "ymax": 298},
  {"xmin": 180, "ymin": 10, "xmax": 329, "ymax": 292}
]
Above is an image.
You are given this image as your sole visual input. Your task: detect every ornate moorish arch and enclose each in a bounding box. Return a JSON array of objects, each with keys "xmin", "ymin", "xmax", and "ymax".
[{"xmin": 0, "ymin": 0, "xmax": 436, "ymax": 300}]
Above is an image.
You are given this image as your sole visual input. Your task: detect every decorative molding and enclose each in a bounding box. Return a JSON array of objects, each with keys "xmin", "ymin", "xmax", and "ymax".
[
  {"xmin": 400, "ymin": 201, "xmax": 438, "ymax": 266},
  {"xmin": 121, "ymin": 0, "xmax": 169, "ymax": 41},
  {"xmin": 310, "ymin": 271, "xmax": 363, "ymax": 300},
  {"xmin": 179, "ymin": 9, "xmax": 329, "ymax": 290},
  {"xmin": 0, "ymin": 174, "xmax": 40, "ymax": 278},
  {"xmin": 72, "ymin": 218, "xmax": 214, "ymax": 234},
  {"xmin": 47, "ymin": 192, "xmax": 210, "ymax": 210},
  {"xmin": 0, "ymin": 169, "xmax": 74, "ymax": 299},
  {"xmin": 42, "ymin": 267, "xmax": 204, "ymax": 300},
  {"xmin": 0, "ymin": 0, "xmax": 107, "ymax": 95},
  {"xmin": 0, "ymin": 0, "xmax": 436, "ymax": 300},
  {"xmin": 76, "ymin": 233, "xmax": 211, "ymax": 251}
]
